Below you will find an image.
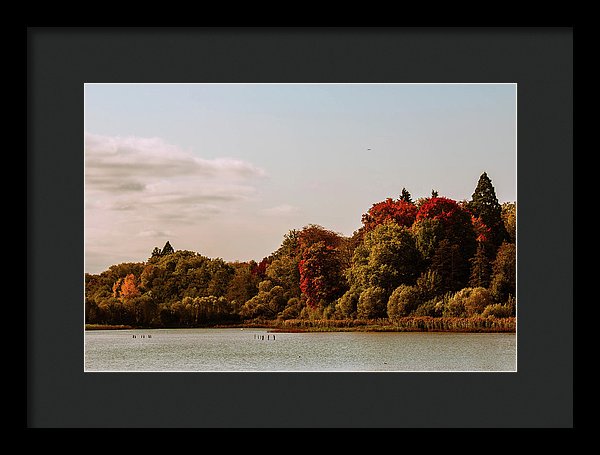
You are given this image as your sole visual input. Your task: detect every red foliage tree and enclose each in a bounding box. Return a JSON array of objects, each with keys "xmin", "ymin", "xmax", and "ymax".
[
  {"xmin": 471, "ymin": 215, "xmax": 492, "ymax": 243},
  {"xmin": 415, "ymin": 197, "xmax": 477, "ymax": 291},
  {"xmin": 298, "ymin": 242, "xmax": 345, "ymax": 308},
  {"xmin": 297, "ymin": 224, "xmax": 343, "ymax": 250},
  {"xmin": 416, "ymin": 197, "xmax": 466, "ymax": 225},
  {"xmin": 361, "ymin": 198, "xmax": 417, "ymax": 232},
  {"xmin": 250, "ymin": 257, "xmax": 270, "ymax": 279},
  {"xmin": 296, "ymin": 225, "xmax": 347, "ymax": 307}
]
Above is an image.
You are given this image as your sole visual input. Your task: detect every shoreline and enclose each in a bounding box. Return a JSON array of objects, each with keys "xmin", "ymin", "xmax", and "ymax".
[{"xmin": 85, "ymin": 317, "xmax": 515, "ymax": 333}]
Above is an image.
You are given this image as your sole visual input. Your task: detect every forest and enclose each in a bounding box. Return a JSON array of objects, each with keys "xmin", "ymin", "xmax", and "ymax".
[{"xmin": 85, "ymin": 172, "xmax": 516, "ymax": 330}]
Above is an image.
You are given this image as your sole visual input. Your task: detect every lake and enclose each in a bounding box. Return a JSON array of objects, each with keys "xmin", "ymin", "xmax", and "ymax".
[{"xmin": 85, "ymin": 328, "xmax": 516, "ymax": 372}]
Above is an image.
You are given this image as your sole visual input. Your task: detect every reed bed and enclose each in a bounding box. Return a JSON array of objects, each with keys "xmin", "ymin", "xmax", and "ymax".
[{"xmin": 274, "ymin": 317, "xmax": 515, "ymax": 333}]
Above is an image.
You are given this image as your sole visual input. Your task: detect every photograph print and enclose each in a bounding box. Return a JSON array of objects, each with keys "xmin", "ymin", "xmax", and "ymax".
[{"xmin": 84, "ymin": 83, "xmax": 517, "ymax": 372}]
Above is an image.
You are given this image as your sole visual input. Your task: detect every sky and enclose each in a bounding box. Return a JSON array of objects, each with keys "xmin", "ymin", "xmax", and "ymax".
[{"xmin": 84, "ymin": 83, "xmax": 516, "ymax": 274}]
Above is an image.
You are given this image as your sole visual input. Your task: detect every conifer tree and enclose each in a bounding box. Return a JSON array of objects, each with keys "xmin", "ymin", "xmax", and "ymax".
[
  {"xmin": 400, "ymin": 187, "xmax": 413, "ymax": 203},
  {"xmin": 162, "ymin": 241, "xmax": 174, "ymax": 255},
  {"xmin": 468, "ymin": 172, "xmax": 506, "ymax": 249},
  {"xmin": 469, "ymin": 243, "xmax": 492, "ymax": 288}
]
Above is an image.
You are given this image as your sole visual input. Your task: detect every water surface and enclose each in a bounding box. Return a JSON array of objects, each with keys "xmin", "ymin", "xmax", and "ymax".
[{"xmin": 85, "ymin": 328, "xmax": 516, "ymax": 372}]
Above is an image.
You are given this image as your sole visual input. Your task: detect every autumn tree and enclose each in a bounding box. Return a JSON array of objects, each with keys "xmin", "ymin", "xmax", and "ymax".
[
  {"xmin": 119, "ymin": 273, "xmax": 140, "ymax": 302},
  {"xmin": 298, "ymin": 224, "xmax": 343, "ymax": 250},
  {"xmin": 299, "ymin": 241, "xmax": 346, "ymax": 308},
  {"xmin": 250, "ymin": 257, "xmax": 270, "ymax": 281},
  {"xmin": 296, "ymin": 225, "xmax": 347, "ymax": 308},
  {"xmin": 85, "ymin": 172, "xmax": 516, "ymax": 328},
  {"xmin": 414, "ymin": 196, "xmax": 477, "ymax": 291},
  {"xmin": 415, "ymin": 197, "xmax": 475, "ymax": 247},
  {"xmin": 361, "ymin": 198, "xmax": 417, "ymax": 232}
]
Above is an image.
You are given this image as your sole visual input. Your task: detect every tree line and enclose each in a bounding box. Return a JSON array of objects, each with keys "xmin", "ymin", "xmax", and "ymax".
[{"xmin": 85, "ymin": 172, "xmax": 516, "ymax": 328}]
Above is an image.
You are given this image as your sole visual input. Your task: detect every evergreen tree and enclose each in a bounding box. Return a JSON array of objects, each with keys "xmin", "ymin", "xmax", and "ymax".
[
  {"xmin": 162, "ymin": 241, "xmax": 175, "ymax": 255},
  {"xmin": 468, "ymin": 172, "xmax": 506, "ymax": 249},
  {"xmin": 430, "ymin": 239, "xmax": 470, "ymax": 293},
  {"xmin": 469, "ymin": 243, "xmax": 492, "ymax": 288},
  {"xmin": 400, "ymin": 187, "xmax": 413, "ymax": 203}
]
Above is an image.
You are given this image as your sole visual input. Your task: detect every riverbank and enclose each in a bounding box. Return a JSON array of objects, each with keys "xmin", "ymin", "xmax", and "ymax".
[
  {"xmin": 258, "ymin": 317, "xmax": 514, "ymax": 333},
  {"xmin": 86, "ymin": 317, "xmax": 515, "ymax": 333},
  {"xmin": 85, "ymin": 324, "xmax": 135, "ymax": 330}
]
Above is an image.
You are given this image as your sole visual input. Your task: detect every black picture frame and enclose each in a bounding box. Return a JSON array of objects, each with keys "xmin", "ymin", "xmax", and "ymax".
[{"xmin": 27, "ymin": 27, "xmax": 573, "ymax": 428}]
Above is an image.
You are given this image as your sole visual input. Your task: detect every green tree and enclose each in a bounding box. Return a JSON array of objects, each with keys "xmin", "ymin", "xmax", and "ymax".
[
  {"xmin": 415, "ymin": 270, "xmax": 443, "ymax": 301},
  {"xmin": 335, "ymin": 290, "xmax": 360, "ymax": 319},
  {"xmin": 347, "ymin": 223, "xmax": 423, "ymax": 296},
  {"xmin": 266, "ymin": 255, "xmax": 301, "ymax": 299},
  {"xmin": 490, "ymin": 242, "xmax": 516, "ymax": 302},
  {"xmin": 412, "ymin": 218, "xmax": 443, "ymax": 263},
  {"xmin": 387, "ymin": 284, "xmax": 421, "ymax": 319},
  {"xmin": 240, "ymin": 280, "xmax": 287, "ymax": 320},
  {"xmin": 271, "ymin": 229, "xmax": 300, "ymax": 260},
  {"xmin": 502, "ymin": 202, "xmax": 517, "ymax": 244},
  {"xmin": 447, "ymin": 287, "xmax": 494, "ymax": 316},
  {"xmin": 430, "ymin": 239, "xmax": 470, "ymax": 293},
  {"xmin": 278, "ymin": 297, "xmax": 303, "ymax": 320},
  {"xmin": 357, "ymin": 286, "xmax": 387, "ymax": 319},
  {"xmin": 469, "ymin": 243, "xmax": 493, "ymax": 288},
  {"xmin": 225, "ymin": 262, "xmax": 260, "ymax": 309}
]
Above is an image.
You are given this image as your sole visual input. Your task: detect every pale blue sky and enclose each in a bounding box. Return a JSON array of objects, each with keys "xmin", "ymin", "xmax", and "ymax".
[{"xmin": 85, "ymin": 84, "xmax": 516, "ymax": 273}]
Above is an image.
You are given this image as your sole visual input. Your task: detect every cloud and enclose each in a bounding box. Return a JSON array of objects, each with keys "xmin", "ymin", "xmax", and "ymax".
[
  {"xmin": 85, "ymin": 133, "xmax": 267, "ymax": 272},
  {"xmin": 85, "ymin": 133, "xmax": 265, "ymax": 195},
  {"xmin": 85, "ymin": 133, "xmax": 265, "ymax": 213}
]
